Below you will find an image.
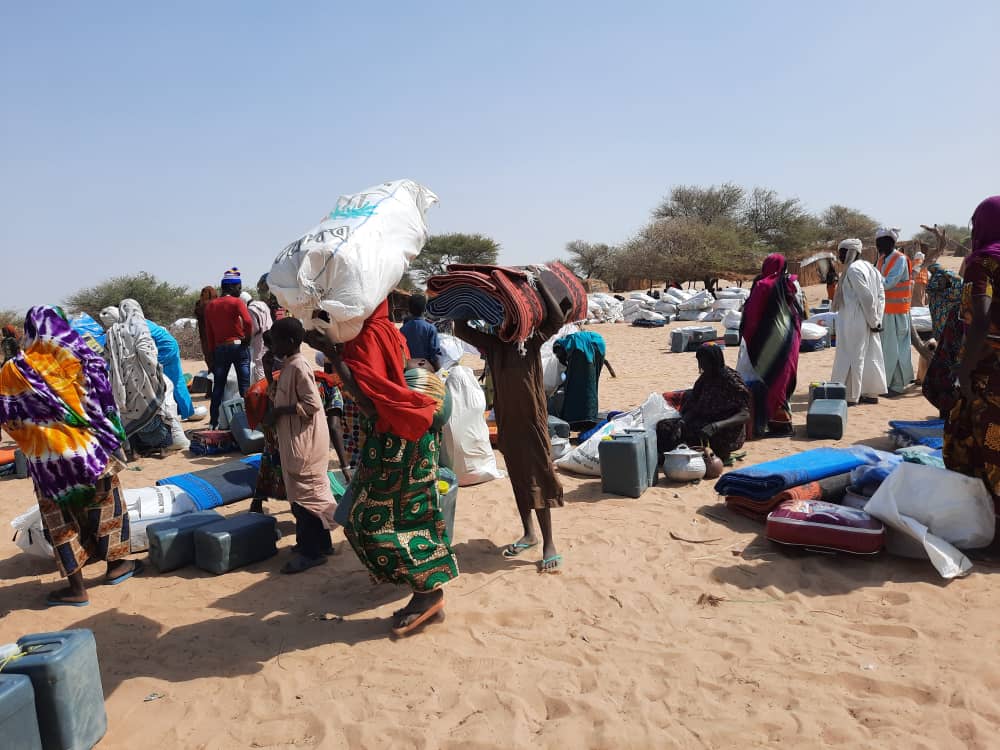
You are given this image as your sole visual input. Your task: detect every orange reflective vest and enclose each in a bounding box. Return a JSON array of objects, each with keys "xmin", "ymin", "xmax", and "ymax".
[{"xmin": 877, "ymin": 251, "xmax": 913, "ymax": 315}]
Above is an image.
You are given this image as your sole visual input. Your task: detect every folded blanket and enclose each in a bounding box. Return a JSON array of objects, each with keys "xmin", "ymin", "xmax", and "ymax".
[
  {"xmin": 535, "ymin": 262, "xmax": 587, "ymax": 324},
  {"xmin": 724, "ymin": 472, "xmax": 853, "ymax": 522},
  {"xmin": 889, "ymin": 419, "xmax": 945, "ymax": 449},
  {"xmin": 156, "ymin": 460, "xmax": 259, "ymax": 510},
  {"xmin": 714, "ymin": 447, "xmax": 879, "ymax": 501},
  {"xmin": 425, "ymin": 287, "xmax": 505, "ymax": 326}
]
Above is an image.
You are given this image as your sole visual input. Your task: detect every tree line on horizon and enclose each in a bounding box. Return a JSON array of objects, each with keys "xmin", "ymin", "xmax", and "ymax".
[{"xmin": 0, "ymin": 185, "xmax": 971, "ymax": 330}]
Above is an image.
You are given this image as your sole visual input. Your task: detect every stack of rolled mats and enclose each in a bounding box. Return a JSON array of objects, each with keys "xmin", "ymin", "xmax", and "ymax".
[
  {"xmin": 426, "ymin": 261, "xmax": 587, "ymax": 343},
  {"xmin": 725, "ymin": 473, "xmax": 853, "ymax": 522}
]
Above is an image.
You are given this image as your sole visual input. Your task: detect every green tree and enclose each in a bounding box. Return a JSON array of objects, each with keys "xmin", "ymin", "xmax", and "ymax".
[
  {"xmin": 741, "ymin": 187, "xmax": 821, "ymax": 253},
  {"xmin": 635, "ymin": 218, "xmax": 758, "ymax": 288},
  {"xmin": 818, "ymin": 205, "xmax": 880, "ymax": 243},
  {"xmin": 65, "ymin": 272, "xmax": 200, "ymax": 325},
  {"xmin": 653, "ymin": 183, "xmax": 745, "ymax": 224},
  {"xmin": 410, "ymin": 233, "xmax": 501, "ymax": 283},
  {"xmin": 565, "ymin": 240, "xmax": 615, "ymax": 279}
]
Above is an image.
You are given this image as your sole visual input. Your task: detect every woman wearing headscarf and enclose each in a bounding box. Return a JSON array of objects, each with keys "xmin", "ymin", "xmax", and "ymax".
[
  {"xmin": 194, "ymin": 286, "xmax": 218, "ymax": 369},
  {"xmin": 311, "ymin": 301, "xmax": 458, "ymax": 637},
  {"xmin": 105, "ymin": 299, "xmax": 188, "ymax": 454},
  {"xmin": 656, "ymin": 343, "xmax": 750, "ymax": 461},
  {"xmin": 739, "ymin": 253, "xmax": 803, "ymax": 436},
  {"xmin": 945, "ymin": 196, "xmax": 1000, "ymax": 511},
  {"xmin": 918, "ymin": 226, "xmax": 964, "ymax": 417},
  {"xmin": 830, "ymin": 239, "xmax": 887, "ymax": 406},
  {"xmin": 0, "ymin": 306, "xmax": 139, "ymax": 605}
]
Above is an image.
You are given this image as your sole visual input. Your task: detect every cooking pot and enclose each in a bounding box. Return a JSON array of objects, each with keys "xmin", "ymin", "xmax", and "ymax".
[
  {"xmin": 702, "ymin": 446, "xmax": 724, "ymax": 480},
  {"xmin": 662, "ymin": 444, "xmax": 707, "ymax": 482}
]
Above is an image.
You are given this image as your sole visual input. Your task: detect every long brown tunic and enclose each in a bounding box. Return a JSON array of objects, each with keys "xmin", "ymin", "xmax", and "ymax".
[
  {"xmin": 274, "ymin": 351, "xmax": 336, "ymax": 527},
  {"xmin": 457, "ymin": 321, "xmax": 564, "ymax": 512}
]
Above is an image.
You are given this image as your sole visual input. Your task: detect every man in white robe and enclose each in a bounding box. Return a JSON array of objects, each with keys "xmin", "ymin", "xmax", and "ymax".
[{"xmin": 831, "ymin": 239, "xmax": 888, "ymax": 405}]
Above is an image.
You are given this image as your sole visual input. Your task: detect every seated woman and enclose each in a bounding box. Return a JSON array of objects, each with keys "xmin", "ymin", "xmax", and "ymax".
[{"xmin": 657, "ymin": 343, "xmax": 750, "ymax": 461}]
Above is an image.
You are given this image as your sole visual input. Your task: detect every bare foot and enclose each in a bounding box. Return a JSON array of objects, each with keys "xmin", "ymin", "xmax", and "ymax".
[{"xmin": 46, "ymin": 587, "xmax": 89, "ymax": 606}]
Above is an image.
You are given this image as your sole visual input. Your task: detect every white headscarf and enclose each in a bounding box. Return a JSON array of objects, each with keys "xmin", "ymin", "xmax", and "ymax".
[
  {"xmin": 875, "ymin": 227, "xmax": 901, "ymax": 241},
  {"xmin": 240, "ymin": 291, "xmax": 253, "ymax": 304},
  {"xmin": 831, "ymin": 239, "xmax": 864, "ymax": 313},
  {"xmin": 100, "ymin": 306, "xmax": 122, "ymax": 327}
]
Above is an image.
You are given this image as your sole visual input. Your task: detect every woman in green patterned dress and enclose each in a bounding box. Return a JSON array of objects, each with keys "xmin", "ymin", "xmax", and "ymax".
[{"xmin": 310, "ymin": 301, "xmax": 458, "ymax": 636}]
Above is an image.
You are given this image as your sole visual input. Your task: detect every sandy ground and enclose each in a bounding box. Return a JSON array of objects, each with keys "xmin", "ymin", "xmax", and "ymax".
[{"xmin": 4, "ymin": 268, "xmax": 1000, "ymax": 749}]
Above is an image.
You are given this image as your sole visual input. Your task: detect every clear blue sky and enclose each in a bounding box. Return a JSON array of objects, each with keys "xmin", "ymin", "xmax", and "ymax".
[{"xmin": 2, "ymin": 1, "xmax": 998, "ymax": 314}]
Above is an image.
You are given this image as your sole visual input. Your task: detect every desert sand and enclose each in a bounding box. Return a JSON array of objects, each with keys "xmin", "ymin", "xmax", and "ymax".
[{"xmin": 3, "ymin": 270, "xmax": 1000, "ymax": 749}]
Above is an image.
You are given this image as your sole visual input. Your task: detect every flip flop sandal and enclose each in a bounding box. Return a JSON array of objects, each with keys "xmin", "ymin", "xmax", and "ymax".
[
  {"xmin": 538, "ymin": 555, "xmax": 563, "ymax": 574},
  {"xmin": 46, "ymin": 596, "xmax": 90, "ymax": 608},
  {"xmin": 502, "ymin": 541, "xmax": 538, "ymax": 558},
  {"xmin": 391, "ymin": 599, "xmax": 445, "ymax": 637},
  {"xmin": 105, "ymin": 559, "xmax": 144, "ymax": 586}
]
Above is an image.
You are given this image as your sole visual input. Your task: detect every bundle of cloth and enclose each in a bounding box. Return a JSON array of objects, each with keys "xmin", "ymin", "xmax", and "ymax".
[
  {"xmin": 726, "ymin": 472, "xmax": 853, "ymax": 522},
  {"xmin": 156, "ymin": 457, "xmax": 261, "ymax": 510},
  {"xmin": 714, "ymin": 446, "xmax": 884, "ymax": 500},
  {"xmin": 889, "ymin": 419, "xmax": 945, "ymax": 450},
  {"xmin": 426, "ymin": 261, "xmax": 587, "ymax": 343}
]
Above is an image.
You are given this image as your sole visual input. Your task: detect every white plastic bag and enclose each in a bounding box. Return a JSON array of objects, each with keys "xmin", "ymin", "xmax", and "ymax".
[
  {"xmin": 437, "ymin": 334, "xmax": 469, "ymax": 371},
  {"xmin": 125, "ymin": 485, "xmax": 197, "ymax": 552},
  {"xmin": 540, "ymin": 324, "xmax": 579, "ymax": 395},
  {"xmin": 268, "ymin": 180, "xmax": 438, "ymax": 342},
  {"xmin": 556, "ymin": 393, "xmax": 677, "ymax": 476},
  {"xmin": 722, "ymin": 310, "xmax": 742, "ymax": 330},
  {"xmin": 800, "ymin": 322, "xmax": 828, "ymax": 341},
  {"xmin": 864, "ymin": 463, "xmax": 996, "ymax": 578},
  {"xmin": 10, "ymin": 505, "xmax": 53, "ymax": 559},
  {"xmin": 441, "ymin": 367, "xmax": 505, "ymax": 486}
]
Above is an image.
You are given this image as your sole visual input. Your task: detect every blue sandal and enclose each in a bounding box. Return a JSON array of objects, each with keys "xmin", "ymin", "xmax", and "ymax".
[
  {"xmin": 105, "ymin": 560, "xmax": 143, "ymax": 586},
  {"xmin": 538, "ymin": 555, "xmax": 563, "ymax": 574},
  {"xmin": 502, "ymin": 541, "xmax": 538, "ymax": 558}
]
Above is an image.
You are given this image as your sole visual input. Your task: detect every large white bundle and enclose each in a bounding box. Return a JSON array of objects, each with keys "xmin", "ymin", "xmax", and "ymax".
[
  {"xmin": 269, "ymin": 179, "xmax": 438, "ymax": 342},
  {"xmin": 865, "ymin": 463, "xmax": 995, "ymax": 578},
  {"xmin": 171, "ymin": 318, "xmax": 198, "ymax": 331},
  {"xmin": 712, "ymin": 298, "xmax": 742, "ymax": 311},
  {"xmin": 665, "ymin": 288, "xmax": 695, "ymax": 304},
  {"xmin": 911, "ymin": 306, "xmax": 932, "ymax": 334},
  {"xmin": 716, "ymin": 287, "xmax": 750, "ymax": 301},
  {"xmin": 702, "ymin": 310, "xmax": 725, "ymax": 322},
  {"xmin": 654, "ymin": 301, "xmax": 678, "ymax": 315},
  {"xmin": 637, "ymin": 309, "xmax": 666, "ymax": 322},
  {"xmin": 10, "ymin": 505, "xmax": 53, "ymax": 559},
  {"xmin": 629, "ymin": 292, "xmax": 657, "ymax": 304},
  {"xmin": 677, "ymin": 309, "xmax": 710, "ymax": 322},
  {"xmin": 800, "ymin": 322, "xmax": 828, "ymax": 341},
  {"xmin": 441, "ymin": 367, "xmax": 505, "ymax": 486},
  {"xmin": 722, "ymin": 309, "xmax": 742, "ymax": 330},
  {"xmin": 125, "ymin": 485, "xmax": 197, "ymax": 552},
  {"xmin": 556, "ymin": 393, "xmax": 677, "ymax": 476},
  {"xmin": 437, "ymin": 334, "xmax": 471, "ymax": 371},
  {"xmin": 677, "ymin": 290, "xmax": 715, "ymax": 311}
]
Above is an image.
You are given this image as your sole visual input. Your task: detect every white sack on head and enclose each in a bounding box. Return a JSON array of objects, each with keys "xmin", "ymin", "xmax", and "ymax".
[{"xmin": 268, "ymin": 179, "xmax": 438, "ymax": 343}]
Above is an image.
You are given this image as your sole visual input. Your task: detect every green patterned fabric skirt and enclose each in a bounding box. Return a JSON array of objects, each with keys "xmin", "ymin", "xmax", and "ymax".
[{"xmin": 344, "ymin": 424, "xmax": 459, "ymax": 592}]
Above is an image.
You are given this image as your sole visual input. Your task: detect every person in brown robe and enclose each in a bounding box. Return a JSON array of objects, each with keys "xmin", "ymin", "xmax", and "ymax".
[
  {"xmin": 455, "ymin": 281, "xmax": 567, "ymax": 572},
  {"xmin": 262, "ymin": 317, "xmax": 337, "ymax": 574}
]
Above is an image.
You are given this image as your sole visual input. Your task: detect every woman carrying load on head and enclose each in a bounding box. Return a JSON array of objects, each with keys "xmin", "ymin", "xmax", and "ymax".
[
  {"xmin": 0, "ymin": 306, "xmax": 140, "ymax": 606},
  {"xmin": 310, "ymin": 301, "xmax": 458, "ymax": 637},
  {"xmin": 739, "ymin": 253, "xmax": 804, "ymax": 436},
  {"xmin": 945, "ymin": 196, "xmax": 1000, "ymax": 511}
]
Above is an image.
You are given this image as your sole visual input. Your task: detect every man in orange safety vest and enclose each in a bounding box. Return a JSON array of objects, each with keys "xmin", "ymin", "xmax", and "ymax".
[{"xmin": 875, "ymin": 227, "xmax": 914, "ymax": 397}]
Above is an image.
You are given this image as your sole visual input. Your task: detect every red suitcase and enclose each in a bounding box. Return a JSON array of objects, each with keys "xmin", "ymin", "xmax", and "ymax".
[{"xmin": 766, "ymin": 499, "xmax": 884, "ymax": 555}]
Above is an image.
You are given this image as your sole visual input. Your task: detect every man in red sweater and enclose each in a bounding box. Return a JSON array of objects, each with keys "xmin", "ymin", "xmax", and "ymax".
[{"xmin": 205, "ymin": 267, "xmax": 253, "ymax": 428}]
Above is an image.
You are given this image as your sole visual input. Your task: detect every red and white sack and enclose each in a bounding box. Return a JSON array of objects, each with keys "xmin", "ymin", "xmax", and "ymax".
[{"xmin": 268, "ymin": 179, "xmax": 438, "ymax": 343}]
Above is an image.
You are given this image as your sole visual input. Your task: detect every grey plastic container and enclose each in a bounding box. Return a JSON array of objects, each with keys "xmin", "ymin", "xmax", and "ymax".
[
  {"xmin": 0, "ymin": 674, "xmax": 43, "ymax": 750},
  {"xmin": 808, "ymin": 382, "xmax": 848, "ymax": 402},
  {"xmin": 547, "ymin": 415, "xmax": 571, "ymax": 439},
  {"xmin": 229, "ymin": 411, "xmax": 266, "ymax": 455},
  {"xmin": 625, "ymin": 427, "xmax": 659, "ymax": 488},
  {"xmin": 807, "ymin": 398, "xmax": 849, "ymax": 440},
  {"xmin": 6, "ymin": 629, "xmax": 106, "ymax": 750},
  {"xmin": 194, "ymin": 514, "xmax": 278, "ymax": 574},
  {"xmin": 670, "ymin": 330, "xmax": 691, "ymax": 353},
  {"xmin": 598, "ymin": 434, "xmax": 648, "ymax": 498},
  {"xmin": 147, "ymin": 510, "xmax": 224, "ymax": 572},
  {"xmin": 724, "ymin": 329, "xmax": 740, "ymax": 347},
  {"xmin": 438, "ymin": 468, "xmax": 459, "ymax": 542}
]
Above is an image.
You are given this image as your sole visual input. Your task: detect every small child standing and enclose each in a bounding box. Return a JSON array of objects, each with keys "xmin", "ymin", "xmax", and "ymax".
[{"xmin": 262, "ymin": 318, "xmax": 337, "ymax": 574}]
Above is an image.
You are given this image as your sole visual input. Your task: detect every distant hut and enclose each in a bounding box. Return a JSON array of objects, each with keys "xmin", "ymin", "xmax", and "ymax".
[
  {"xmin": 582, "ymin": 278, "xmax": 611, "ymax": 293},
  {"xmin": 786, "ymin": 249, "xmax": 839, "ymax": 288}
]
